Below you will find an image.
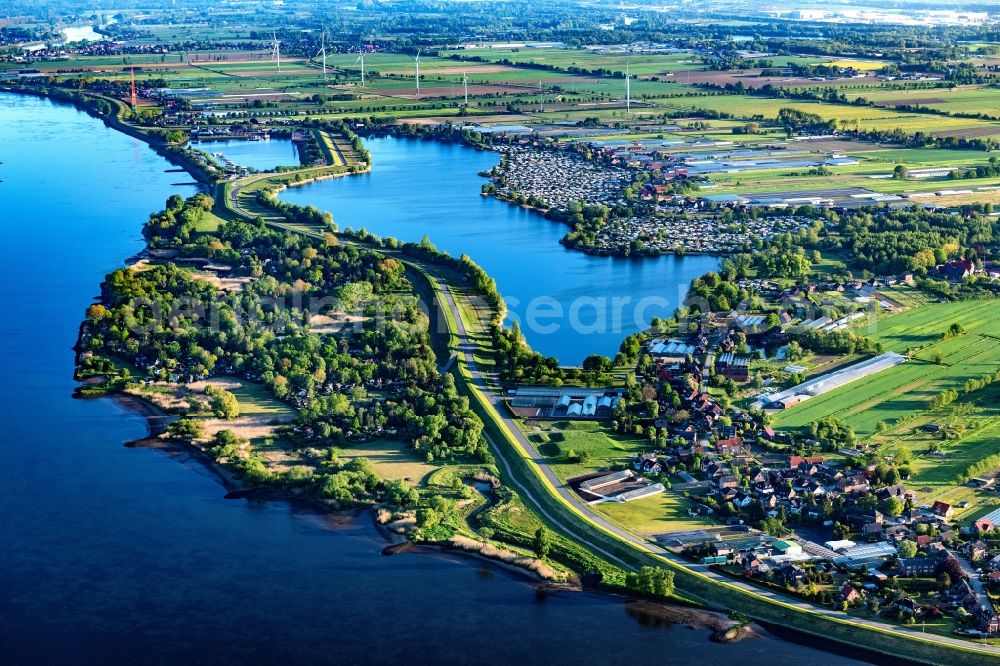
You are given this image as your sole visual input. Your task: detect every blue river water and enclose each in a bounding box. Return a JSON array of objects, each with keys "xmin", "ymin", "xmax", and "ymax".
[
  {"xmin": 282, "ymin": 136, "xmax": 719, "ymax": 364},
  {"xmin": 0, "ymin": 93, "xmax": 871, "ymax": 664}
]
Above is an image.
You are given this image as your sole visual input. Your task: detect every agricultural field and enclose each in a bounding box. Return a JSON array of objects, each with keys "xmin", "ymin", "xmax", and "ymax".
[
  {"xmin": 439, "ymin": 47, "xmax": 707, "ymax": 76},
  {"xmin": 595, "ymin": 492, "xmax": 715, "ymax": 536},
  {"xmin": 858, "ymin": 85, "xmax": 1000, "ymax": 119},
  {"xmin": 697, "ymin": 140, "xmax": 1000, "ymax": 201},
  {"xmin": 862, "ymin": 384, "xmax": 1000, "ymax": 521},
  {"xmin": 773, "ymin": 300, "xmax": 1000, "ymax": 438},
  {"xmin": 655, "ymin": 94, "xmax": 1000, "ymax": 137},
  {"xmin": 522, "ymin": 419, "xmax": 648, "ymax": 481},
  {"xmin": 768, "ymin": 299, "xmax": 1000, "ymax": 517}
]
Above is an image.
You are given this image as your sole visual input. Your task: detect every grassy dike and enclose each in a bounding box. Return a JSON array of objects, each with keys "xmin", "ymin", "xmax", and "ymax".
[
  {"xmin": 22, "ymin": 82, "xmax": 989, "ymax": 663},
  {"xmin": 406, "ymin": 268, "xmax": 1000, "ymax": 666},
  {"xmin": 224, "ymin": 175, "xmax": 1000, "ymax": 665}
]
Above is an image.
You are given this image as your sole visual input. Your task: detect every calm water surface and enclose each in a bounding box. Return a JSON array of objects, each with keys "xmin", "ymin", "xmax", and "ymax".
[
  {"xmin": 61, "ymin": 25, "xmax": 103, "ymax": 42},
  {"xmin": 197, "ymin": 138, "xmax": 301, "ymax": 171},
  {"xmin": 0, "ymin": 93, "xmax": 869, "ymax": 665},
  {"xmin": 282, "ymin": 136, "xmax": 719, "ymax": 364}
]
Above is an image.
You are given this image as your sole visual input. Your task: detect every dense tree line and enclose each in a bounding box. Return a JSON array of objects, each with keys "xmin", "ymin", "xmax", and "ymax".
[
  {"xmin": 828, "ymin": 207, "xmax": 996, "ymax": 275},
  {"xmin": 794, "ymin": 328, "xmax": 883, "ymax": 356},
  {"xmin": 82, "ymin": 199, "xmax": 491, "ymax": 474},
  {"xmin": 687, "ymin": 271, "xmax": 752, "ymax": 313}
]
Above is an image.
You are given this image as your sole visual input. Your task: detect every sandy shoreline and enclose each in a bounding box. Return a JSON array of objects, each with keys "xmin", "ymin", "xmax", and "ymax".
[
  {"xmin": 109, "ymin": 391, "xmax": 244, "ymax": 493},
  {"xmin": 626, "ymin": 600, "xmax": 762, "ymax": 643},
  {"xmin": 114, "ymin": 393, "xmax": 174, "ymax": 438},
  {"xmin": 100, "ymin": 390, "xmax": 756, "ymax": 641}
]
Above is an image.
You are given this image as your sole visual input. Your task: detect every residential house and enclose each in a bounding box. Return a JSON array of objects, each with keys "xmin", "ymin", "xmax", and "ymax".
[
  {"xmin": 743, "ymin": 556, "xmax": 766, "ymax": 576},
  {"xmin": 891, "ymin": 597, "xmax": 922, "ymax": 617},
  {"xmin": 774, "ymin": 485, "xmax": 798, "ymax": 502},
  {"xmin": 840, "ymin": 583, "xmax": 862, "ymax": 603},
  {"xmin": 862, "ymin": 522, "xmax": 884, "ymax": 539},
  {"xmin": 774, "ymin": 564, "xmax": 807, "ymax": 586},
  {"xmin": 897, "ymin": 554, "xmax": 942, "ymax": 577},
  {"xmin": 732, "ymin": 492, "xmax": 753, "ymax": 509},
  {"xmin": 931, "ymin": 501, "xmax": 954, "ymax": 520},
  {"xmin": 716, "ymin": 436, "xmax": 744, "ymax": 457},
  {"xmin": 838, "ymin": 474, "xmax": 870, "ymax": 494},
  {"xmin": 974, "ymin": 507, "xmax": 1000, "ymax": 534},
  {"xmin": 884, "ymin": 525, "xmax": 914, "ymax": 544},
  {"xmin": 988, "ymin": 553, "xmax": 1000, "ymax": 571},
  {"xmin": 875, "ymin": 484, "xmax": 909, "ymax": 502},
  {"xmin": 968, "ymin": 540, "xmax": 988, "ymax": 562},
  {"xmin": 937, "ymin": 258, "xmax": 976, "ymax": 281},
  {"xmin": 717, "ymin": 475, "xmax": 739, "ymax": 490},
  {"xmin": 844, "ymin": 508, "xmax": 883, "ymax": 531},
  {"xmin": 632, "ymin": 454, "xmax": 664, "ymax": 475}
]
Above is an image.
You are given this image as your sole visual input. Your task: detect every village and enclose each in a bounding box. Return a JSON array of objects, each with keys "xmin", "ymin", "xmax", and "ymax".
[
  {"xmin": 627, "ymin": 324, "xmax": 1000, "ymax": 637},
  {"xmin": 504, "ymin": 259, "xmax": 1000, "ymax": 638},
  {"xmin": 483, "ymin": 136, "xmax": 825, "ymax": 255},
  {"xmin": 573, "ymin": 211, "xmax": 810, "ymax": 256}
]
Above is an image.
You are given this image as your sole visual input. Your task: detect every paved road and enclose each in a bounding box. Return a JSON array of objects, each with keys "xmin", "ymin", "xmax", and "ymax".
[
  {"xmin": 955, "ymin": 553, "xmax": 996, "ymax": 615},
  {"xmin": 221, "ymin": 187, "xmax": 1000, "ymax": 658},
  {"xmin": 431, "ymin": 276, "xmax": 1000, "ymax": 658}
]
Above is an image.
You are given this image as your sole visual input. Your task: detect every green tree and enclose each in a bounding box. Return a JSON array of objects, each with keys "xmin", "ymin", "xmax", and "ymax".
[
  {"xmin": 533, "ymin": 527, "xmax": 551, "ymax": 559},
  {"xmin": 385, "ymin": 480, "xmax": 419, "ymax": 507},
  {"xmin": 416, "ymin": 507, "xmax": 440, "ymax": 528},
  {"xmin": 883, "ymin": 497, "xmax": 904, "ymax": 517},
  {"xmin": 626, "ymin": 566, "xmax": 675, "ymax": 597},
  {"xmin": 582, "ymin": 355, "xmax": 613, "ymax": 374},
  {"xmin": 206, "ymin": 386, "xmax": 240, "ymax": 420},
  {"xmin": 168, "ymin": 417, "xmax": 204, "ymax": 441},
  {"xmin": 897, "ymin": 540, "xmax": 918, "ymax": 558}
]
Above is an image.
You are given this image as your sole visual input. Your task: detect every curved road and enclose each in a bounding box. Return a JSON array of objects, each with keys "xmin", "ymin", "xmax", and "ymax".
[
  {"xmin": 431, "ymin": 276, "xmax": 1000, "ymax": 658},
  {"xmin": 220, "ymin": 171, "xmax": 1000, "ymax": 659}
]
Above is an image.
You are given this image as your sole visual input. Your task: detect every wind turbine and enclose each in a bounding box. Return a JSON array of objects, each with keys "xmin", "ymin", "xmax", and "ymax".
[
  {"xmin": 355, "ymin": 45, "xmax": 366, "ymax": 87},
  {"xmin": 413, "ymin": 48, "xmax": 421, "ymax": 97},
  {"xmin": 271, "ymin": 31, "xmax": 281, "ymax": 72},
  {"xmin": 625, "ymin": 62, "xmax": 631, "ymax": 114},
  {"xmin": 462, "ymin": 71, "xmax": 468, "ymax": 105},
  {"xmin": 316, "ymin": 30, "xmax": 327, "ymax": 81}
]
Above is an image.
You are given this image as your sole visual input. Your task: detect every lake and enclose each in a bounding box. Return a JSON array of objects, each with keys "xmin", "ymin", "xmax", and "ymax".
[
  {"xmin": 281, "ymin": 136, "xmax": 719, "ymax": 364},
  {"xmin": 0, "ymin": 92, "xmax": 870, "ymax": 664},
  {"xmin": 197, "ymin": 138, "xmax": 302, "ymax": 172},
  {"xmin": 62, "ymin": 25, "xmax": 104, "ymax": 42}
]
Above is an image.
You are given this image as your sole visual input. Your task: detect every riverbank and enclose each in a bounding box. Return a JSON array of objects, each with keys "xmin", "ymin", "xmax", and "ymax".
[
  {"xmin": 0, "ymin": 84, "xmax": 219, "ymax": 188},
  {"xmin": 99, "ymin": 384, "xmax": 577, "ymax": 582},
  {"xmin": 625, "ymin": 600, "xmax": 762, "ymax": 643},
  {"xmin": 102, "ymin": 384, "xmax": 774, "ymax": 646},
  {"xmin": 3, "ymin": 88, "xmax": 883, "ymax": 666},
  {"xmin": 9, "ymin": 87, "xmax": 968, "ymax": 660}
]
